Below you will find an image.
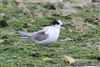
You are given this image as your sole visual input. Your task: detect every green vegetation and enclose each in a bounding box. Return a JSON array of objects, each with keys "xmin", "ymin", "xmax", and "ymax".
[{"xmin": 0, "ymin": 0, "xmax": 100, "ymax": 67}]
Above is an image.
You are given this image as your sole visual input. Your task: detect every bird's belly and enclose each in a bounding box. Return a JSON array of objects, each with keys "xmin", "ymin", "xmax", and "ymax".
[
  {"xmin": 38, "ymin": 34, "xmax": 59, "ymax": 44},
  {"xmin": 47, "ymin": 36, "xmax": 58, "ymax": 42},
  {"xmin": 39, "ymin": 38, "xmax": 57, "ymax": 44}
]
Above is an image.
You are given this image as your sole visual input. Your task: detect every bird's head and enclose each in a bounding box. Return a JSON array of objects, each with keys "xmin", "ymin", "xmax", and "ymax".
[
  {"xmin": 51, "ymin": 19, "xmax": 63, "ymax": 25},
  {"xmin": 42, "ymin": 19, "xmax": 64, "ymax": 28}
]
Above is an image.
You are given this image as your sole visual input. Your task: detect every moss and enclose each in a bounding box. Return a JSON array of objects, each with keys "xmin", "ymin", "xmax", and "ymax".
[{"xmin": 0, "ymin": 1, "xmax": 100, "ymax": 67}]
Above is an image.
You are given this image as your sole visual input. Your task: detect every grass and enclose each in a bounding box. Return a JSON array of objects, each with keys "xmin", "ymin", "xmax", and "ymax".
[{"xmin": 0, "ymin": 1, "xmax": 100, "ymax": 67}]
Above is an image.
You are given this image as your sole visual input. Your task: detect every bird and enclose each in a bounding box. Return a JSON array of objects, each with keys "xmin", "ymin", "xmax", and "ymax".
[{"xmin": 18, "ymin": 19, "xmax": 64, "ymax": 44}]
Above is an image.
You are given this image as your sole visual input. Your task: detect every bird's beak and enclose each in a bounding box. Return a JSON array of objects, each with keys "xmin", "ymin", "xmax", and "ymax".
[{"xmin": 61, "ymin": 25, "xmax": 66, "ymax": 27}]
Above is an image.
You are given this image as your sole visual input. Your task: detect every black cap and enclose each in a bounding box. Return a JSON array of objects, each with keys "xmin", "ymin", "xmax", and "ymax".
[{"xmin": 51, "ymin": 20, "xmax": 60, "ymax": 25}]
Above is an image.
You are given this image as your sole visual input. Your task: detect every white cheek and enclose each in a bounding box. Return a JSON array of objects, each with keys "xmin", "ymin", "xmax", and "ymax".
[{"xmin": 58, "ymin": 20, "xmax": 62, "ymax": 25}]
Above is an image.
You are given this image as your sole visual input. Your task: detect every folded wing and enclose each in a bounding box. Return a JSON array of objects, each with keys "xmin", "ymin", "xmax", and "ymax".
[
  {"xmin": 18, "ymin": 26, "xmax": 49, "ymax": 41},
  {"xmin": 33, "ymin": 32, "xmax": 48, "ymax": 41}
]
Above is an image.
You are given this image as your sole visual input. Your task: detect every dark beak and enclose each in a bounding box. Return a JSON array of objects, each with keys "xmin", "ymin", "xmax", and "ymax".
[{"xmin": 61, "ymin": 25, "xmax": 66, "ymax": 27}]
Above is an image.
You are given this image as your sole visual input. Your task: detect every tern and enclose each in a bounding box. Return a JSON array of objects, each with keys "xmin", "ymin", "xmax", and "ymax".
[{"xmin": 18, "ymin": 19, "xmax": 63, "ymax": 44}]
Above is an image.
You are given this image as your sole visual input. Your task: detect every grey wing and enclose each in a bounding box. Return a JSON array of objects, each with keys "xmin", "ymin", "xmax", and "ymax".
[{"xmin": 32, "ymin": 32, "xmax": 48, "ymax": 41}]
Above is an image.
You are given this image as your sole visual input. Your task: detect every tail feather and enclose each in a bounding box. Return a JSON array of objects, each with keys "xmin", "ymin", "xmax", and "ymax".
[{"xmin": 18, "ymin": 31, "xmax": 34, "ymax": 38}]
